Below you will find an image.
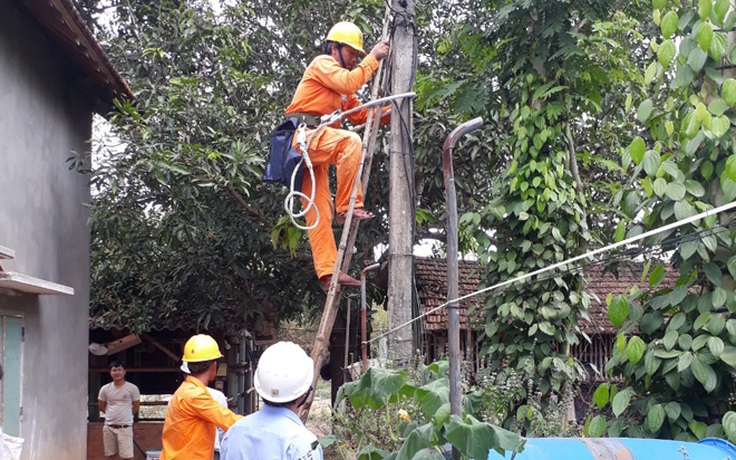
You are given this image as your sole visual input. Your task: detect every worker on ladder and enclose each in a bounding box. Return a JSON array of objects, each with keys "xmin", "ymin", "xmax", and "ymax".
[{"xmin": 284, "ymin": 21, "xmax": 390, "ymax": 291}]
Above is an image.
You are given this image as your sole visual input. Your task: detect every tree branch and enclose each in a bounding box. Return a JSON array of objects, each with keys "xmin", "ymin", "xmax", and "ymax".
[{"xmin": 225, "ymin": 185, "xmax": 273, "ymax": 227}]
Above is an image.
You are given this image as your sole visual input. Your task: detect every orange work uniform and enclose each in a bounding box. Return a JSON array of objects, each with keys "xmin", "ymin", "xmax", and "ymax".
[
  {"xmin": 285, "ymin": 53, "xmax": 389, "ymax": 279},
  {"xmin": 160, "ymin": 376, "xmax": 242, "ymax": 460}
]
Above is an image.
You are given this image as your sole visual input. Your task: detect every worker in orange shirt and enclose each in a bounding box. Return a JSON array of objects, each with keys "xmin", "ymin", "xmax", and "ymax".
[
  {"xmin": 285, "ymin": 21, "xmax": 390, "ymax": 292},
  {"xmin": 160, "ymin": 334, "xmax": 242, "ymax": 460}
]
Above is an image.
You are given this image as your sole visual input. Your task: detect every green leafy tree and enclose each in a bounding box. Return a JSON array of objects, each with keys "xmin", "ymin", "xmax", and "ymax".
[
  {"xmin": 82, "ymin": 0, "xmax": 389, "ymax": 332},
  {"xmin": 414, "ymin": 0, "xmax": 653, "ymax": 429},
  {"xmin": 589, "ymin": 0, "xmax": 736, "ymax": 442}
]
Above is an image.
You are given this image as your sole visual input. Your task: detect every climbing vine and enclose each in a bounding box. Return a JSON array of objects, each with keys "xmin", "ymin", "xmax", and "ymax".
[{"xmin": 589, "ymin": 0, "xmax": 736, "ymax": 441}]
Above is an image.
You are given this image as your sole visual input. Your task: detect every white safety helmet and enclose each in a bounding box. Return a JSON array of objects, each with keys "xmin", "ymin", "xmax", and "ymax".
[{"xmin": 254, "ymin": 341, "xmax": 314, "ymax": 403}]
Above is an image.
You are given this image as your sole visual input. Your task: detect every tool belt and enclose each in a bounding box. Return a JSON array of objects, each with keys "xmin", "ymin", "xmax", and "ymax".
[{"xmin": 284, "ymin": 112, "xmax": 321, "ymax": 128}]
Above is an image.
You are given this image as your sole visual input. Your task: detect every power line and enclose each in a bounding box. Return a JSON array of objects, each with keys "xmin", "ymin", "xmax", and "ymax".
[{"xmin": 365, "ymin": 200, "xmax": 736, "ymax": 345}]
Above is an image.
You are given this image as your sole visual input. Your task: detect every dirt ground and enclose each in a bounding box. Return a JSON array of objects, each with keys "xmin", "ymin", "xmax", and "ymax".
[{"xmin": 306, "ymin": 391, "xmax": 332, "ymax": 438}]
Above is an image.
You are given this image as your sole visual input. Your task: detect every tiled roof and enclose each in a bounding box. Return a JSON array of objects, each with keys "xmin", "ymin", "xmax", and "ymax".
[
  {"xmin": 415, "ymin": 257, "xmax": 678, "ymax": 334},
  {"xmin": 416, "ymin": 258, "xmax": 483, "ymax": 331},
  {"xmin": 580, "ymin": 262, "xmax": 677, "ymax": 334}
]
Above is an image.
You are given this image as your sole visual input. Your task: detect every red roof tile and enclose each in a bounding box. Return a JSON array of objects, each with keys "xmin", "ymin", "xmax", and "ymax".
[{"xmin": 415, "ymin": 258, "xmax": 678, "ymax": 334}]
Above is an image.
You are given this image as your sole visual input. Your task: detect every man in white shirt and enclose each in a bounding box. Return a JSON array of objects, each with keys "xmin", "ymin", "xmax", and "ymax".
[
  {"xmin": 98, "ymin": 360, "xmax": 140, "ymax": 460},
  {"xmin": 220, "ymin": 342, "xmax": 323, "ymax": 460}
]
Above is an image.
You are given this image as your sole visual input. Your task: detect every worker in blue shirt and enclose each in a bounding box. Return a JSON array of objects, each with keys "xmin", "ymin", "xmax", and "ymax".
[{"xmin": 220, "ymin": 341, "xmax": 323, "ymax": 460}]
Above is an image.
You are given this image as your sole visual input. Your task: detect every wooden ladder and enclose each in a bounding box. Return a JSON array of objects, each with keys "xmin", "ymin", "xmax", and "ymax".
[{"xmin": 299, "ymin": 26, "xmax": 390, "ymax": 419}]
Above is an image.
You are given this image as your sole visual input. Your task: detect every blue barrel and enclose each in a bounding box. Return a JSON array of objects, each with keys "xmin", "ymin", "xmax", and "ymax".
[{"xmin": 487, "ymin": 437, "xmax": 736, "ymax": 460}]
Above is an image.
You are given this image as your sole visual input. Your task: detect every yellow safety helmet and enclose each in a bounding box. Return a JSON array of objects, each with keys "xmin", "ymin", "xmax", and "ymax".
[
  {"xmin": 325, "ymin": 21, "xmax": 366, "ymax": 55},
  {"xmin": 182, "ymin": 334, "xmax": 223, "ymax": 363}
]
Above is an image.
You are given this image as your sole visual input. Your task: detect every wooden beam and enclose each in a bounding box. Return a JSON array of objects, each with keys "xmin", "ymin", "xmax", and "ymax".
[{"xmin": 141, "ymin": 332, "xmax": 180, "ymax": 362}]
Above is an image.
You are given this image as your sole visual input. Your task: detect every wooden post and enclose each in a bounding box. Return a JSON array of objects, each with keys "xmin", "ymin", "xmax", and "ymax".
[{"xmin": 387, "ymin": 0, "xmax": 416, "ymax": 367}]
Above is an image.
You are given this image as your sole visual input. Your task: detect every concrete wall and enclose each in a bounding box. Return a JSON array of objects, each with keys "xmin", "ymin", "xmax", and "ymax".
[{"xmin": 0, "ymin": 2, "xmax": 94, "ymax": 459}]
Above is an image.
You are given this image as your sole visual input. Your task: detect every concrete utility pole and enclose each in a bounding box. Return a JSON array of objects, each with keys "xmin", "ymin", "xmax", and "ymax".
[{"xmin": 387, "ymin": 0, "xmax": 416, "ymax": 366}]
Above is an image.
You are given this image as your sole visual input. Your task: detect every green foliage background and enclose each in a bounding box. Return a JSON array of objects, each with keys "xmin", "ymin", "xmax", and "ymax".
[{"xmin": 76, "ymin": 0, "xmax": 736, "ymax": 450}]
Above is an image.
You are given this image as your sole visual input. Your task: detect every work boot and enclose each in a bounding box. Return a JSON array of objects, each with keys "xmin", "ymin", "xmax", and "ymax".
[{"xmin": 320, "ymin": 272, "xmax": 361, "ymax": 291}]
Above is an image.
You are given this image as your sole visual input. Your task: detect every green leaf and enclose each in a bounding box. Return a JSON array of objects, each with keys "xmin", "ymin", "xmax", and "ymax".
[
  {"xmin": 678, "ymin": 351, "xmax": 694, "ymax": 372},
  {"xmin": 614, "ymin": 221, "xmax": 626, "ymax": 242},
  {"xmin": 444, "ymin": 415, "xmax": 522, "ymax": 458},
  {"xmin": 626, "ymin": 336, "xmax": 646, "ymax": 365},
  {"xmin": 612, "ymin": 388, "xmax": 634, "ymax": 417},
  {"xmin": 415, "ymin": 378, "xmax": 450, "ymax": 418},
  {"xmin": 697, "ymin": 22, "xmax": 713, "ymax": 51},
  {"xmin": 715, "ymin": 0, "xmax": 730, "ymax": 22},
  {"xmin": 650, "ymin": 264, "xmax": 666, "ymax": 287},
  {"xmin": 723, "ymin": 412, "xmax": 736, "ymax": 441},
  {"xmin": 674, "ymin": 200, "xmax": 695, "ymax": 220},
  {"xmin": 687, "ymin": 48, "xmax": 708, "ymax": 72},
  {"xmin": 432, "ymin": 402, "xmax": 451, "ymax": 426},
  {"xmin": 699, "ymin": 0, "xmax": 712, "ymax": 20},
  {"xmin": 666, "ymin": 402, "xmax": 682, "ymax": 421},
  {"xmin": 647, "ymin": 404, "xmax": 666, "ymax": 433},
  {"xmin": 681, "ymin": 241, "xmax": 698, "ymax": 260},
  {"xmin": 658, "ymin": 39, "xmax": 677, "ymax": 67},
  {"xmin": 652, "ymin": 0, "xmax": 666, "ymax": 9},
  {"xmin": 704, "ymin": 262, "xmax": 723, "ymax": 286},
  {"xmin": 616, "ymin": 333, "xmax": 627, "ymax": 353},
  {"xmin": 711, "ymin": 115, "xmax": 731, "ymax": 138},
  {"xmin": 653, "ymin": 177, "xmax": 667, "ymax": 197},
  {"xmin": 690, "ymin": 420, "xmax": 708, "ymax": 439},
  {"xmin": 644, "ymin": 61, "xmax": 658, "ymax": 84},
  {"xmin": 710, "ymin": 32, "xmax": 728, "ymax": 61},
  {"xmin": 643, "ymin": 150, "xmax": 661, "ymax": 176},
  {"xmin": 645, "ymin": 350, "xmax": 662, "ymax": 375},
  {"xmin": 593, "ymin": 383, "xmax": 610, "ymax": 409},
  {"xmin": 661, "ymin": 11, "xmax": 679, "ymax": 38},
  {"xmin": 640, "ymin": 312, "xmax": 664, "ymax": 334},
  {"xmin": 721, "ymin": 348, "xmax": 736, "ymax": 368},
  {"xmin": 714, "ymin": 288, "xmax": 728, "ymax": 309},
  {"xmin": 690, "ymin": 355, "xmax": 717, "ymax": 392},
  {"xmin": 668, "ymin": 312, "xmax": 687, "ymax": 331},
  {"xmin": 695, "ymin": 102, "xmax": 710, "ymax": 123},
  {"xmin": 664, "ymin": 330, "xmax": 679, "ymax": 350},
  {"xmin": 727, "ymin": 255, "xmax": 736, "ymax": 279},
  {"xmin": 707, "ymin": 313, "xmax": 726, "ymax": 335},
  {"xmin": 708, "ymin": 337, "xmax": 725, "ymax": 357},
  {"xmin": 609, "ymin": 295, "xmax": 630, "ymax": 327},
  {"xmin": 394, "ymin": 423, "xmax": 438, "ymax": 460},
  {"xmin": 665, "ymin": 181, "xmax": 686, "ymax": 200},
  {"xmin": 722, "ymin": 79, "xmax": 736, "ymax": 106},
  {"xmin": 725, "ymin": 155, "xmax": 736, "ymax": 183},
  {"xmin": 356, "ymin": 445, "xmax": 394, "ymax": 460},
  {"xmin": 587, "ymin": 415, "xmax": 606, "ymax": 437},
  {"xmin": 708, "ymin": 98, "xmax": 729, "ymax": 116},
  {"xmin": 637, "ymin": 99, "xmax": 654, "ymax": 122},
  {"xmin": 337, "ymin": 367, "xmax": 407, "ymax": 410},
  {"xmin": 629, "ymin": 137, "xmax": 646, "ymax": 165}
]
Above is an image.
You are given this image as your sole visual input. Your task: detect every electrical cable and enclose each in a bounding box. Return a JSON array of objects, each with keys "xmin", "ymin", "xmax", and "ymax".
[{"xmin": 364, "ymin": 200, "xmax": 736, "ymax": 345}]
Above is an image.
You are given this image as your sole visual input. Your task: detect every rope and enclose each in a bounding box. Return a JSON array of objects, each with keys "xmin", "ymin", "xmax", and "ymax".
[
  {"xmin": 364, "ymin": 199, "xmax": 736, "ymax": 345},
  {"xmin": 284, "ymin": 92, "xmax": 417, "ymax": 230}
]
